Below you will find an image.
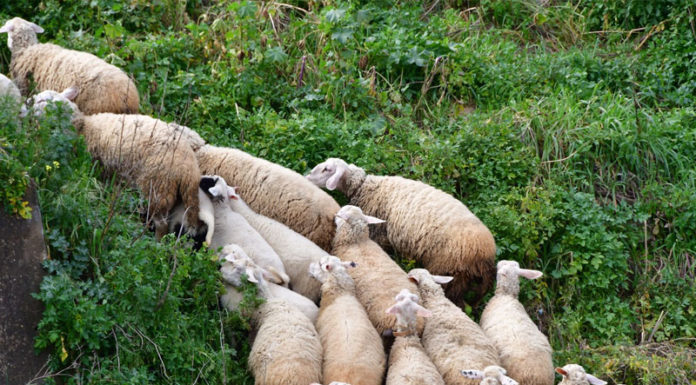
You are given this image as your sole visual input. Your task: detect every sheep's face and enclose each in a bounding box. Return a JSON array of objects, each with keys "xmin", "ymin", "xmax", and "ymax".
[
  {"xmin": 309, "ymin": 255, "xmax": 355, "ymax": 283},
  {"xmin": 385, "ymin": 289, "xmax": 430, "ymax": 331},
  {"xmin": 0, "ymin": 17, "xmax": 43, "ymax": 50},
  {"xmin": 334, "ymin": 205, "xmax": 385, "ymax": 229},
  {"xmin": 407, "ymin": 268, "xmax": 453, "ymax": 287},
  {"xmin": 306, "ymin": 158, "xmax": 349, "ymax": 190},
  {"xmin": 25, "ymin": 87, "xmax": 79, "ymax": 117},
  {"xmin": 461, "ymin": 366, "xmax": 518, "ymax": 385},
  {"xmin": 556, "ymin": 365, "xmax": 607, "ymax": 385},
  {"xmin": 200, "ymin": 175, "xmax": 239, "ymax": 203},
  {"xmin": 496, "ymin": 259, "xmax": 543, "ymax": 281}
]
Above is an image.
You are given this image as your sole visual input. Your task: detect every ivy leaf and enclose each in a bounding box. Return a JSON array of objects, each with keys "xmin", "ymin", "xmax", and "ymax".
[
  {"xmin": 325, "ymin": 8, "xmax": 346, "ymax": 23},
  {"xmin": 265, "ymin": 47, "xmax": 288, "ymax": 63},
  {"xmin": 406, "ymin": 47, "xmax": 427, "ymax": 67},
  {"xmin": 331, "ymin": 28, "xmax": 354, "ymax": 44}
]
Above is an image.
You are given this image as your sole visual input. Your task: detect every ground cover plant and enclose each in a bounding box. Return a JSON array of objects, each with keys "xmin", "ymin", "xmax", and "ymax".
[{"xmin": 1, "ymin": 0, "xmax": 694, "ymax": 384}]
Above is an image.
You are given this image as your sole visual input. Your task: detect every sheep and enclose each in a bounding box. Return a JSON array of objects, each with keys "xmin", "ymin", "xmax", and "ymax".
[
  {"xmin": 1, "ymin": 17, "xmax": 139, "ymax": 114},
  {"xmin": 384, "ymin": 289, "xmax": 444, "ymax": 385},
  {"xmin": 0, "ymin": 73, "xmax": 21, "ymax": 103},
  {"xmin": 195, "ymin": 144, "xmax": 340, "ymax": 251},
  {"xmin": 479, "ymin": 260, "xmax": 553, "ymax": 385},
  {"xmin": 248, "ymin": 296, "xmax": 323, "ymax": 385},
  {"xmin": 331, "ymin": 205, "xmax": 421, "ymax": 335},
  {"xmin": 219, "ymin": 244, "xmax": 319, "ymax": 323},
  {"xmin": 407, "ymin": 268, "xmax": 500, "ymax": 385},
  {"xmin": 307, "ymin": 157, "xmax": 497, "ymax": 306},
  {"xmin": 198, "ymin": 175, "xmax": 290, "ymax": 286},
  {"xmin": 229, "ymin": 194, "xmax": 327, "ymax": 303},
  {"xmin": 168, "ymin": 184, "xmax": 214, "ymax": 248},
  {"xmin": 309, "ymin": 255, "xmax": 385, "ymax": 385},
  {"xmin": 461, "ymin": 366, "xmax": 519, "ymax": 385},
  {"xmin": 555, "ymin": 365, "xmax": 607, "ymax": 385},
  {"xmin": 26, "ymin": 87, "xmax": 202, "ymax": 239}
]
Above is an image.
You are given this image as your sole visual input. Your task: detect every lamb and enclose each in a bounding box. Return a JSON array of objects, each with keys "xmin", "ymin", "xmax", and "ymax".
[
  {"xmin": 407, "ymin": 268, "xmax": 500, "ymax": 385},
  {"xmin": 555, "ymin": 365, "xmax": 607, "ymax": 385},
  {"xmin": 168, "ymin": 183, "xmax": 214, "ymax": 247},
  {"xmin": 248, "ymin": 297, "xmax": 323, "ymax": 385},
  {"xmin": 1, "ymin": 17, "xmax": 139, "ymax": 114},
  {"xmin": 0, "ymin": 73, "xmax": 21, "ymax": 103},
  {"xmin": 26, "ymin": 87, "xmax": 202, "ymax": 238},
  {"xmin": 461, "ymin": 366, "xmax": 518, "ymax": 385},
  {"xmin": 195, "ymin": 144, "xmax": 340, "ymax": 251},
  {"xmin": 309, "ymin": 255, "xmax": 385, "ymax": 385},
  {"xmin": 307, "ymin": 157, "xmax": 497, "ymax": 306},
  {"xmin": 331, "ymin": 205, "xmax": 421, "ymax": 335},
  {"xmin": 384, "ymin": 289, "xmax": 444, "ymax": 385},
  {"xmin": 230, "ymin": 195, "xmax": 327, "ymax": 302},
  {"xmin": 198, "ymin": 175, "xmax": 290, "ymax": 286},
  {"xmin": 219, "ymin": 245, "xmax": 318, "ymax": 323},
  {"xmin": 479, "ymin": 260, "xmax": 553, "ymax": 385}
]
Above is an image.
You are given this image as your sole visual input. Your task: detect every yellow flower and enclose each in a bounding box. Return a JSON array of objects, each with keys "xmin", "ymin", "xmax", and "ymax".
[
  {"xmin": 53, "ymin": 161, "xmax": 60, "ymax": 168},
  {"xmin": 45, "ymin": 164, "xmax": 52, "ymax": 172}
]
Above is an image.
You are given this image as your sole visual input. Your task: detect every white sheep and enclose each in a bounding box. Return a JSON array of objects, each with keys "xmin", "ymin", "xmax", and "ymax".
[
  {"xmin": 331, "ymin": 205, "xmax": 421, "ymax": 335},
  {"xmin": 309, "ymin": 255, "xmax": 385, "ymax": 385},
  {"xmin": 248, "ymin": 297, "xmax": 323, "ymax": 385},
  {"xmin": 1, "ymin": 17, "xmax": 139, "ymax": 114},
  {"xmin": 168, "ymin": 183, "xmax": 214, "ymax": 247},
  {"xmin": 229, "ymin": 195, "xmax": 327, "ymax": 303},
  {"xmin": 198, "ymin": 175, "xmax": 290, "ymax": 286},
  {"xmin": 479, "ymin": 260, "xmax": 553, "ymax": 385},
  {"xmin": 407, "ymin": 268, "xmax": 500, "ymax": 385},
  {"xmin": 461, "ymin": 366, "xmax": 519, "ymax": 385},
  {"xmin": 26, "ymin": 87, "xmax": 203, "ymax": 239},
  {"xmin": 195, "ymin": 144, "xmax": 340, "ymax": 251},
  {"xmin": 307, "ymin": 157, "xmax": 497, "ymax": 306},
  {"xmin": 0, "ymin": 73, "xmax": 21, "ymax": 103},
  {"xmin": 555, "ymin": 364, "xmax": 607, "ymax": 385},
  {"xmin": 384, "ymin": 289, "xmax": 444, "ymax": 385},
  {"xmin": 219, "ymin": 244, "xmax": 318, "ymax": 323}
]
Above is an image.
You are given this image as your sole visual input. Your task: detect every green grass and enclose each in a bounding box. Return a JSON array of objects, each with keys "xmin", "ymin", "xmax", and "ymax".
[{"xmin": 1, "ymin": 0, "xmax": 695, "ymax": 383}]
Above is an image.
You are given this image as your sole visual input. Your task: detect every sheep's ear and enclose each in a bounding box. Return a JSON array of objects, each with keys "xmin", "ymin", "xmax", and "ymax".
[
  {"xmin": 308, "ymin": 262, "xmax": 324, "ymax": 282},
  {"xmin": 432, "ymin": 275, "xmax": 454, "ymax": 284},
  {"xmin": 245, "ymin": 267, "xmax": 258, "ymax": 283},
  {"xmin": 586, "ymin": 374, "xmax": 607, "ymax": 385},
  {"xmin": 325, "ymin": 161, "xmax": 347, "ymax": 190},
  {"xmin": 199, "ymin": 176, "xmax": 218, "ymax": 194},
  {"xmin": 501, "ymin": 376, "xmax": 519, "ymax": 385},
  {"xmin": 28, "ymin": 21, "xmax": 44, "ymax": 33},
  {"xmin": 555, "ymin": 368, "xmax": 568, "ymax": 376},
  {"xmin": 408, "ymin": 275, "xmax": 419, "ymax": 284},
  {"xmin": 364, "ymin": 214, "xmax": 385, "ymax": 224},
  {"xmin": 414, "ymin": 303, "xmax": 432, "ymax": 318},
  {"xmin": 385, "ymin": 304, "xmax": 399, "ymax": 315},
  {"xmin": 518, "ymin": 268, "xmax": 543, "ymax": 280},
  {"xmin": 460, "ymin": 370, "xmax": 484, "ymax": 379},
  {"xmin": 0, "ymin": 22, "xmax": 13, "ymax": 33},
  {"xmin": 341, "ymin": 260, "xmax": 357, "ymax": 269},
  {"xmin": 61, "ymin": 86, "xmax": 79, "ymax": 101}
]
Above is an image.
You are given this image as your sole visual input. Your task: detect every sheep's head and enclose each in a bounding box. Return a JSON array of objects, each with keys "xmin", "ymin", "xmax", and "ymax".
[
  {"xmin": 495, "ymin": 260, "xmax": 542, "ymax": 297},
  {"xmin": 219, "ymin": 244, "xmax": 257, "ymax": 287},
  {"xmin": 555, "ymin": 364, "xmax": 607, "ymax": 385},
  {"xmin": 334, "ymin": 205, "xmax": 384, "ymax": 229},
  {"xmin": 23, "ymin": 87, "xmax": 80, "ymax": 118},
  {"xmin": 0, "ymin": 17, "xmax": 43, "ymax": 52},
  {"xmin": 385, "ymin": 289, "xmax": 430, "ymax": 333},
  {"xmin": 461, "ymin": 365, "xmax": 519, "ymax": 385},
  {"xmin": 309, "ymin": 255, "xmax": 356, "ymax": 284},
  {"xmin": 407, "ymin": 268, "xmax": 453, "ymax": 289},
  {"xmin": 306, "ymin": 158, "xmax": 350, "ymax": 191},
  {"xmin": 200, "ymin": 175, "xmax": 239, "ymax": 203}
]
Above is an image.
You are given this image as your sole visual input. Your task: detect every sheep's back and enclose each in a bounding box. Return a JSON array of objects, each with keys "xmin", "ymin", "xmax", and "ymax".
[
  {"xmin": 332, "ymin": 240, "xmax": 420, "ymax": 334},
  {"xmin": 13, "ymin": 43, "xmax": 139, "ymax": 114},
  {"xmin": 351, "ymin": 175, "xmax": 496, "ymax": 303},
  {"xmin": 196, "ymin": 145, "xmax": 340, "ymax": 251},
  {"xmin": 387, "ymin": 337, "xmax": 444, "ymax": 385},
  {"xmin": 479, "ymin": 295, "xmax": 554, "ymax": 385},
  {"xmin": 250, "ymin": 300, "xmax": 323, "ymax": 385},
  {"xmin": 421, "ymin": 296, "xmax": 499, "ymax": 385},
  {"xmin": 318, "ymin": 295, "xmax": 385, "ymax": 385}
]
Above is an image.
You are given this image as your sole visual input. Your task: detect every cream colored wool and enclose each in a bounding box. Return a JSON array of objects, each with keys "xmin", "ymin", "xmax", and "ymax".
[
  {"xmin": 331, "ymin": 205, "xmax": 421, "ymax": 334},
  {"xmin": 461, "ymin": 365, "xmax": 518, "ymax": 385},
  {"xmin": 196, "ymin": 144, "xmax": 340, "ymax": 251},
  {"xmin": 230, "ymin": 196, "xmax": 326, "ymax": 302},
  {"xmin": 2, "ymin": 17, "xmax": 140, "ymax": 114},
  {"xmin": 408, "ymin": 268, "xmax": 500, "ymax": 385},
  {"xmin": 307, "ymin": 158, "xmax": 497, "ymax": 306},
  {"xmin": 0, "ymin": 73, "xmax": 21, "ymax": 103},
  {"xmin": 555, "ymin": 364, "xmax": 607, "ymax": 385},
  {"xmin": 479, "ymin": 261, "xmax": 553, "ymax": 385},
  {"xmin": 385, "ymin": 290, "xmax": 444, "ymax": 385},
  {"xmin": 310, "ymin": 256, "xmax": 385, "ymax": 385},
  {"xmin": 249, "ymin": 299, "xmax": 323, "ymax": 385}
]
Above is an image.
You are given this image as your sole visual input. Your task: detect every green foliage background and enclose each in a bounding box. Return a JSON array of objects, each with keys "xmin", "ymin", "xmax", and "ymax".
[{"xmin": 1, "ymin": 0, "xmax": 695, "ymax": 384}]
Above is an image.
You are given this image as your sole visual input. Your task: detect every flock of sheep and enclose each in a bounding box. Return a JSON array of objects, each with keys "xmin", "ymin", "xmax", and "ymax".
[{"xmin": 2, "ymin": 16, "xmax": 610, "ymax": 385}]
